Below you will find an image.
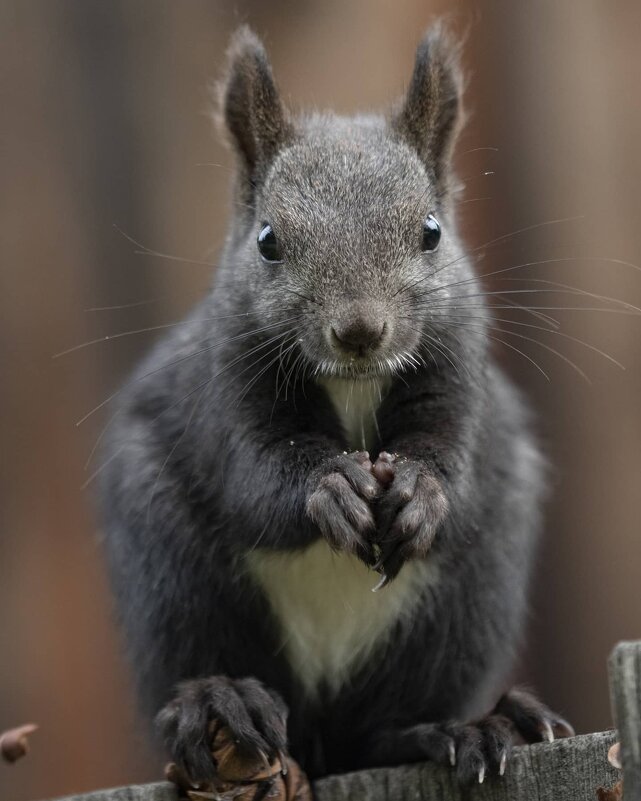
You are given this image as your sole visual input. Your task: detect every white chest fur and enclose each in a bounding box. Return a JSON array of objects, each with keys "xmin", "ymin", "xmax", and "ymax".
[
  {"xmin": 319, "ymin": 376, "xmax": 391, "ymax": 452},
  {"xmin": 245, "ymin": 542, "xmax": 438, "ymax": 697},
  {"xmin": 244, "ymin": 376, "xmax": 437, "ymax": 698}
]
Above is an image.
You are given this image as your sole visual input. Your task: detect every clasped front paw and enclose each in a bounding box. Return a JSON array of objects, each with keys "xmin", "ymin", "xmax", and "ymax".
[
  {"xmin": 306, "ymin": 451, "xmax": 380, "ymax": 563},
  {"xmin": 372, "ymin": 453, "xmax": 448, "ymax": 586}
]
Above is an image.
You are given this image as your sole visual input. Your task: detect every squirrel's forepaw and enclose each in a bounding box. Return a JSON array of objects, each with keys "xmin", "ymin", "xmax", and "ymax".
[
  {"xmin": 306, "ymin": 451, "xmax": 380, "ymax": 564},
  {"xmin": 373, "ymin": 457, "xmax": 448, "ymax": 586}
]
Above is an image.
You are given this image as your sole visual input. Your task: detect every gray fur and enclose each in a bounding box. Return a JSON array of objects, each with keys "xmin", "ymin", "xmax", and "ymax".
[{"xmin": 99, "ymin": 25, "xmax": 553, "ymax": 785}]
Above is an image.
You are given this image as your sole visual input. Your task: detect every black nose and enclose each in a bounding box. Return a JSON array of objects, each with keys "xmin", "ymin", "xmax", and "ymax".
[{"xmin": 331, "ymin": 312, "xmax": 387, "ymax": 356}]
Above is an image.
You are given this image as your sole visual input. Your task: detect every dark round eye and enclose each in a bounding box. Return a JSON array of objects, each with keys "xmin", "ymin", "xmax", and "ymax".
[
  {"xmin": 422, "ymin": 214, "xmax": 441, "ymax": 252},
  {"xmin": 257, "ymin": 223, "xmax": 283, "ymax": 263}
]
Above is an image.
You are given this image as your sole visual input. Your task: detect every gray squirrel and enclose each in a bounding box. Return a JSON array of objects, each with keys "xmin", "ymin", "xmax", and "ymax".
[{"xmin": 99, "ymin": 24, "xmax": 574, "ymax": 786}]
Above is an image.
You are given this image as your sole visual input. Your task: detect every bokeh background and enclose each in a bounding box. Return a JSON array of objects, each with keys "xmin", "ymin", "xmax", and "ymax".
[{"xmin": 1, "ymin": 2, "xmax": 640, "ymax": 799}]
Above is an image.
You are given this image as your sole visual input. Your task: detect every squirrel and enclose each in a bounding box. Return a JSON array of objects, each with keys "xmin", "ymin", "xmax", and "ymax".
[{"xmin": 99, "ymin": 24, "xmax": 575, "ymax": 787}]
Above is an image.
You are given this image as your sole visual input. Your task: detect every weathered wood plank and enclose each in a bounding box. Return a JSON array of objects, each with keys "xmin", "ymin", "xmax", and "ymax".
[
  {"xmin": 49, "ymin": 731, "xmax": 619, "ymax": 801},
  {"xmin": 609, "ymin": 640, "xmax": 641, "ymax": 797},
  {"xmin": 315, "ymin": 731, "xmax": 618, "ymax": 801},
  {"xmin": 48, "ymin": 785, "xmax": 178, "ymax": 801}
]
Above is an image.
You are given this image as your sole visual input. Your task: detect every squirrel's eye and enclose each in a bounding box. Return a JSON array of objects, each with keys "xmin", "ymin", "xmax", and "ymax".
[
  {"xmin": 257, "ymin": 224, "xmax": 283, "ymax": 263},
  {"xmin": 422, "ymin": 214, "xmax": 441, "ymax": 252}
]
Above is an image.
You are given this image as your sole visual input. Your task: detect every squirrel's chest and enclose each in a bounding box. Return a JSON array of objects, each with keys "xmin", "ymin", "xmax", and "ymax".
[
  {"xmin": 319, "ymin": 376, "xmax": 391, "ymax": 452},
  {"xmin": 245, "ymin": 541, "xmax": 438, "ymax": 697},
  {"xmin": 246, "ymin": 376, "xmax": 435, "ymax": 697}
]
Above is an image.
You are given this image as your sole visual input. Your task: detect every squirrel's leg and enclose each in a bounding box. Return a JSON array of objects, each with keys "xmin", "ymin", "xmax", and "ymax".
[
  {"xmin": 101, "ymin": 417, "xmax": 296, "ymax": 780},
  {"xmin": 100, "ymin": 413, "xmax": 383, "ymax": 780}
]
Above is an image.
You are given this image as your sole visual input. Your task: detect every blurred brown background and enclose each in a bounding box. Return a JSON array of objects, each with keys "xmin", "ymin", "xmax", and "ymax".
[{"xmin": 1, "ymin": 2, "xmax": 640, "ymax": 799}]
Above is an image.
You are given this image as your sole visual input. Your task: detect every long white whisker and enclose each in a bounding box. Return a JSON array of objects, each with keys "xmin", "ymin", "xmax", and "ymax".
[
  {"xmin": 54, "ymin": 312, "xmax": 256, "ymax": 358},
  {"xmin": 83, "ymin": 327, "xmax": 300, "ymax": 480},
  {"xmin": 113, "ymin": 224, "xmax": 217, "ymax": 269},
  {"xmin": 429, "ymin": 312, "xmax": 625, "ymax": 370},
  {"xmin": 78, "ymin": 315, "xmax": 304, "ymax": 431}
]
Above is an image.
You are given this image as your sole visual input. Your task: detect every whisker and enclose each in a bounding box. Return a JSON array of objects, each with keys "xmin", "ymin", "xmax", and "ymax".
[
  {"xmin": 493, "ymin": 296, "xmax": 561, "ymax": 328},
  {"xmin": 77, "ymin": 315, "xmax": 303, "ymax": 429},
  {"xmin": 457, "ymin": 196, "xmax": 492, "ymax": 205},
  {"xmin": 146, "ymin": 330, "xmax": 300, "ymax": 517},
  {"xmin": 403, "ymin": 290, "xmax": 562, "ymax": 329},
  {"xmin": 273, "ymin": 338, "xmax": 301, "ymax": 410},
  {"xmin": 416, "ymin": 302, "xmax": 641, "ymax": 316},
  {"xmin": 281, "ymin": 287, "xmax": 321, "ymax": 306},
  {"xmin": 485, "ymin": 333, "xmax": 551, "ymax": 382},
  {"xmin": 432, "ymin": 312, "xmax": 625, "ymax": 370},
  {"xmin": 54, "ymin": 312, "xmax": 259, "ymax": 358},
  {"xmin": 460, "ymin": 146, "xmax": 499, "ymax": 155},
  {"xmin": 494, "ymin": 276, "xmax": 641, "ymax": 313},
  {"xmin": 415, "ymin": 287, "xmax": 641, "ymax": 311},
  {"xmin": 83, "ymin": 324, "xmax": 301, "ymax": 490},
  {"xmin": 82, "ymin": 320, "xmax": 303, "ymax": 471},
  {"xmin": 411, "ymin": 325, "xmax": 463, "ymax": 378},
  {"xmin": 86, "ymin": 299, "xmax": 158, "ymax": 312},
  {"xmin": 113, "ymin": 224, "xmax": 217, "ymax": 269},
  {"xmin": 288, "ymin": 351, "xmax": 306, "ymax": 402},
  {"xmin": 410, "ymin": 256, "xmax": 641, "ymax": 306},
  {"xmin": 232, "ymin": 334, "xmax": 300, "ymax": 407},
  {"xmin": 420, "ymin": 332, "xmax": 461, "ymax": 376},
  {"xmin": 395, "ymin": 215, "xmax": 586, "ymax": 297},
  {"xmin": 437, "ymin": 318, "xmax": 589, "ymax": 382},
  {"xmin": 194, "ymin": 161, "xmax": 235, "ymax": 174}
]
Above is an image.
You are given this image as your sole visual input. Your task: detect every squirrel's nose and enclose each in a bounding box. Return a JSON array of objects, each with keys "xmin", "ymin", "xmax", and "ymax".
[{"xmin": 331, "ymin": 310, "xmax": 387, "ymax": 356}]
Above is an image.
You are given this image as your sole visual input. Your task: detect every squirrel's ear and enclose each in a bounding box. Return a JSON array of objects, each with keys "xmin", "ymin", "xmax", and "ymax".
[
  {"xmin": 220, "ymin": 27, "xmax": 293, "ymax": 198},
  {"xmin": 392, "ymin": 25, "xmax": 464, "ymax": 194}
]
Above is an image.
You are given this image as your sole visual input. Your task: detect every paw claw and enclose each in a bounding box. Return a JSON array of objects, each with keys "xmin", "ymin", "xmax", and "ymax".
[
  {"xmin": 494, "ymin": 687, "xmax": 573, "ymax": 746},
  {"xmin": 371, "ymin": 573, "xmax": 389, "ymax": 592},
  {"xmin": 499, "ymin": 750, "xmax": 507, "ymax": 776},
  {"xmin": 449, "ymin": 741, "xmax": 456, "ymax": 767},
  {"xmin": 257, "ymin": 747, "xmax": 271, "ymax": 770},
  {"xmin": 478, "ymin": 765, "xmax": 485, "ymax": 784}
]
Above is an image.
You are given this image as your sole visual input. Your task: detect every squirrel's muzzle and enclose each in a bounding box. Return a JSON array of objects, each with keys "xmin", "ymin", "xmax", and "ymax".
[{"xmin": 330, "ymin": 302, "xmax": 388, "ymax": 358}]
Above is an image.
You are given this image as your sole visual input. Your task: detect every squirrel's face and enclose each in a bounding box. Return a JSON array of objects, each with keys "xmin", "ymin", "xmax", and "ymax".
[
  {"xmin": 245, "ymin": 128, "xmax": 468, "ymax": 378},
  {"xmin": 219, "ymin": 26, "xmax": 470, "ymax": 379}
]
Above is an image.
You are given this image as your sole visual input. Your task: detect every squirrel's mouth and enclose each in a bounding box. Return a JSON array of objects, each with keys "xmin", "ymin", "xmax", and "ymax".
[{"xmin": 312, "ymin": 351, "xmax": 420, "ymax": 380}]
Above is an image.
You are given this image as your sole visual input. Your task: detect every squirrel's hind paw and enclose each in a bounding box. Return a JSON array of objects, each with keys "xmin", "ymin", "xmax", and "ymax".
[{"xmin": 494, "ymin": 686, "xmax": 575, "ymax": 744}]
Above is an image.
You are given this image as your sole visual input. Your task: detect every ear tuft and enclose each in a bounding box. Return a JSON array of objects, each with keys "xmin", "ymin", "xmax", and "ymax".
[
  {"xmin": 219, "ymin": 26, "xmax": 293, "ymax": 197},
  {"xmin": 392, "ymin": 24, "xmax": 465, "ymax": 194}
]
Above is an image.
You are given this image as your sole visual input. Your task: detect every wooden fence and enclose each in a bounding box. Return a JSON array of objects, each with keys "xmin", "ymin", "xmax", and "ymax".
[{"xmin": 48, "ymin": 641, "xmax": 640, "ymax": 801}]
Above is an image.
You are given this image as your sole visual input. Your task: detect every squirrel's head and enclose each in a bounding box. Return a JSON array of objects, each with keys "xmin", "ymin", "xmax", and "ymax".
[{"xmin": 217, "ymin": 25, "xmax": 475, "ymax": 379}]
